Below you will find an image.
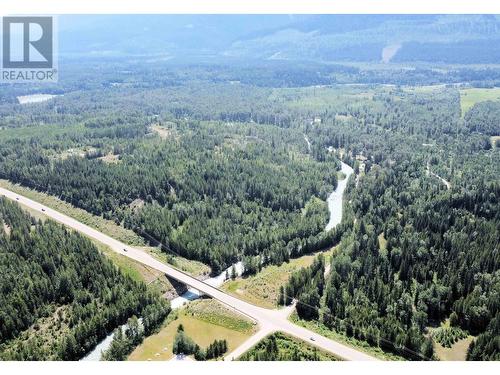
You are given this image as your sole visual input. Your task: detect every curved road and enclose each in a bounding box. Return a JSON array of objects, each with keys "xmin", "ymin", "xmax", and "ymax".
[{"xmin": 0, "ymin": 186, "xmax": 377, "ymax": 361}]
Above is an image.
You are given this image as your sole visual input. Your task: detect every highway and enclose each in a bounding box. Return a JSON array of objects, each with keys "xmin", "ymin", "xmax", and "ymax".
[{"xmin": 0, "ymin": 186, "xmax": 378, "ymax": 361}]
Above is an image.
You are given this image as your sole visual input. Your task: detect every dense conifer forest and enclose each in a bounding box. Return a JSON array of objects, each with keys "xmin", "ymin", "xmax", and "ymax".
[
  {"xmin": 0, "ymin": 198, "xmax": 170, "ymax": 360},
  {"xmin": 0, "ymin": 114, "xmax": 339, "ymax": 273},
  {"xmin": 0, "ymin": 60, "xmax": 498, "ymax": 360}
]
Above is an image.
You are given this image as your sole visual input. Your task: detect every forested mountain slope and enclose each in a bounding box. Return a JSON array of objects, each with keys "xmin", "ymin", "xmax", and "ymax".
[{"xmin": 57, "ymin": 15, "xmax": 500, "ymax": 64}]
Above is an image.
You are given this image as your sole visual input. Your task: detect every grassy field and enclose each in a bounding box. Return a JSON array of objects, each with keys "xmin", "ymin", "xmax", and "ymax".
[
  {"xmin": 378, "ymin": 232, "xmax": 388, "ymax": 256},
  {"xmin": 290, "ymin": 313, "xmax": 405, "ymax": 361},
  {"xmin": 434, "ymin": 336, "xmax": 474, "ymax": 361},
  {"xmin": 95, "ymin": 242, "xmax": 184, "ymax": 297},
  {"xmin": 239, "ymin": 331, "xmax": 338, "ymax": 361},
  {"xmin": 270, "ymin": 86, "xmax": 380, "ymax": 114},
  {"xmin": 96, "ymin": 242, "xmax": 145, "ymax": 284},
  {"xmin": 184, "ymin": 299, "xmax": 255, "ymax": 333},
  {"xmin": 428, "ymin": 318, "xmax": 474, "ymax": 361},
  {"xmin": 402, "ymin": 85, "xmax": 447, "ymax": 93},
  {"xmin": 128, "ymin": 300, "xmax": 255, "ymax": 361},
  {"xmin": 150, "ymin": 124, "xmax": 179, "ymax": 141},
  {"xmin": 459, "ymin": 87, "xmax": 500, "ymax": 116},
  {"xmin": 221, "ymin": 251, "xmax": 331, "ymax": 309},
  {"xmin": 143, "ymin": 246, "xmax": 211, "ymax": 279}
]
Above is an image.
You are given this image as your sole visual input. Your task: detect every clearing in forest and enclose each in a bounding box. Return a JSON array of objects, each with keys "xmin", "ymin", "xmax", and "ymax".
[
  {"xmin": 98, "ymin": 153, "xmax": 121, "ymax": 164},
  {"xmin": 150, "ymin": 124, "xmax": 178, "ymax": 140},
  {"xmin": 222, "ymin": 249, "xmax": 335, "ymax": 309},
  {"xmin": 434, "ymin": 336, "xmax": 474, "ymax": 361},
  {"xmin": 2, "ymin": 222, "xmax": 11, "ymax": 236},
  {"xmin": 459, "ymin": 87, "xmax": 500, "ymax": 116},
  {"xmin": 490, "ymin": 135, "xmax": 500, "ymax": 148},
  {"xmin": 128, "ymin": 299, "xmax": 255, "ymax": 361}
]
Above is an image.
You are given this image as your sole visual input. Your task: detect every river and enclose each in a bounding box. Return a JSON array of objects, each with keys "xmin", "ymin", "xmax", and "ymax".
[
  {"xmin": 81, "ymin": 262, "xmax": 244, "ymax": 360},
  {"xmin": 17, "ymin": 94, "xmax": 59, "ymax": 105},
  {"xmin": 82, "ymin": 158, "xmax": 351, "ymax": 360},
  {"xmin": 81, "ymin": 318, "xmax": 143, "ymax": 361},
  {"xmin": 325, "ymin": 161, "xmax": 354, "ymax": 231},
  {"xmin": 170, "ymin": 261, "xmax": 244, "ymax": 309}
]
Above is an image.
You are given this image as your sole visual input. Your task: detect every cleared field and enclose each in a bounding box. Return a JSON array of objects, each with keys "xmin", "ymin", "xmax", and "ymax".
[
  {"xmin": 427, "ymin": 318, "xmax": 474, "ymax": 361},
  {"xmin": 98, "ymin": 153, "xmax": 121, "ymax": 164},
  {"xmin": 459, "ymin": 88, "xmax": 500, "ymax": 116},
  {"xmin": 270, "ymin": 86, "xmax": 379, "ymax": 113},
  {"xmin": 184, "ymin": 299, "xmax": 255, "ymax": 333},
  {"xmin": 2, "ymin": 222, "xmax": 11, "ymax": 236},
  {"xmin": 144, "ymin": 246, "xmax": 211, "ymax": 279},
  {"xmin": 96, "ymin": 242, "xmax": 146, "ymax": 283},
  {"xmin": 222, "ymin": 250, "xmax": 333, "ymax": 309},
  {"xmin": 434, "ymin": 336, "xmax": 474, "ymax": 361},
  {"xmin": 128, "ymin": 300, "xmax": 255, "ymax": 361},
  {"xmin": 402, "ymin": 85, "xmax": 446, "ymax": 93},
  {"xmin": 150, "ymin": 124, "xmax": 179, "ymax": 140},
  {"xmin": 17, "ymin": 94, "xmax": 58, "ymax": 104},
  {"xmin": 378, "ymin": 233, "xmax": 387, "ymax": 254}
]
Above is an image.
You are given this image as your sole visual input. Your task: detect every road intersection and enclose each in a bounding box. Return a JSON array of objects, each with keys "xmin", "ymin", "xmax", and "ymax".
[{"xmin": 0, "ymin": 186, "xmax": 378, "ymax": 361}]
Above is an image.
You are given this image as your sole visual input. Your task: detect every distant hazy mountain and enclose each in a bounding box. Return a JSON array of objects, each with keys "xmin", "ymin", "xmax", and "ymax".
[
  {"xmin": 58, "ymin": 15, "xmax": 294, "ymax": 57},
  {"xmin": 58, "ymin": 15, "xmax": 500, "ymax": 64}
]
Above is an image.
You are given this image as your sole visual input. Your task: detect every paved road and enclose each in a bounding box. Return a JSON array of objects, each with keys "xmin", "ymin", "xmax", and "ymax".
[
  {"xmin": 225, "ymin": 326, "xmax": 273, "ymax": 360},
  {"xmin": 0, "ymin": 186, "xmax": 378, "ymax": 361}
]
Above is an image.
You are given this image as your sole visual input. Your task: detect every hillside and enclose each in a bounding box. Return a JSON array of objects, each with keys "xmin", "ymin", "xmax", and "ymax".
[{"xmin": 58, "ymin": 15, "xmax": 500, "ymax": 64}]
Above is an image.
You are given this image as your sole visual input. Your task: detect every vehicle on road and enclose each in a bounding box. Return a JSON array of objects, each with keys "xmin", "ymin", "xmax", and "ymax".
[
  {"xmin": 310, "ymin": 337, "xmax": 315, "ymax": 342},
  {"xmin": 123, "ymin": 248, "xmax": 128, "ymax": 252}
]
